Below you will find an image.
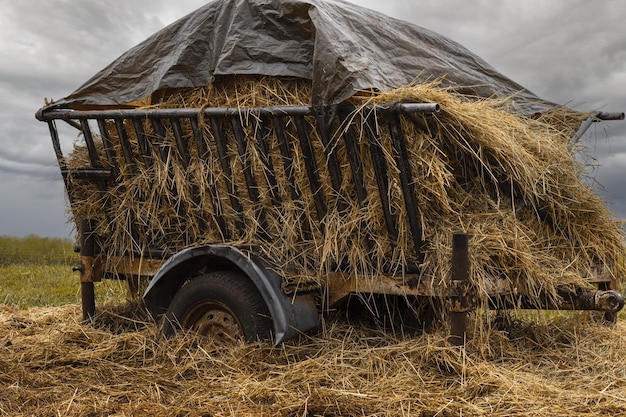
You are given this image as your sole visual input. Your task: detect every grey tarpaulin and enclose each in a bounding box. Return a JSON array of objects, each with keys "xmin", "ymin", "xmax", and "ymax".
[{"xmin": 49, "ymin": 0, "xmax": 555, "ymax": 113}]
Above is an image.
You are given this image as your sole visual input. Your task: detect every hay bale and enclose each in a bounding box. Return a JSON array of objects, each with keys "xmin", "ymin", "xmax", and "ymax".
[{"xmin": 66, "ymin": 76, "xmax": 625, "ymax": 310}]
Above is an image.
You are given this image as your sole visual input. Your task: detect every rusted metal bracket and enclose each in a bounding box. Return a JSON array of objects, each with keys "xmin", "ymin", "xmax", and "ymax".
[
  {"xmin": 73, "ymin": 255, "xmax": 103, "ymax": 284},
  {"xmin": 490, "ymin": 287, "xmax": 624, "ymax": 313},
  {"xmin": 449, "ymin": 280, "xmax": 478, "ymax": 313},
  {"xmin": 557, "ymin": 287, "xmax": 624, "ymax": 313}
]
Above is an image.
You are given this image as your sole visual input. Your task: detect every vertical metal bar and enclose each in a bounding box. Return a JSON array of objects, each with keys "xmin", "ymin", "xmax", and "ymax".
[
  {"xmin": 131, "ymin": 118, "xmax": 153, "ymax": 170},
  {"xmin": 338, "ymin": 110, "xmax": 376, "ymax": 258},
  {"xmin": 171, "ymin": 117, "xmax": 205, "ymax": 236},
  {"xmin": 79, "ymin": 219, "xmax": 96, "ymax": 321},
  {"xmin": 230, "ymin": 116, "xmax": 269, "ymax": 240},
  {"xmin": 111, "ymin": 116, "xmax": 141, "ymax": 250},
  {"xmin": 170, "ymin": 117, "xmax": 191, "ymax": 166},
  {"xmin": 230, "ymin": 116, "xmax": 261, "ymax": 202},
  {"xmin": 92, "ymin": 120, "xmax": 117, "ymax": 230},
  {"xmin": 294, "ymin": 115, "xmax": 326, "ymax": 222},
  {"xmin": 79, "ymin": 119, "xmax": 113, "ymax": 227},
  {"xmin": 149, "ymin": 118, "xmax": 169, "ymax": 163},
  {"xmin": 81, "ymin": 282, "xmax": 96, "ymax": 322},
  {"xmin": 150, "ymin": 117, "xmax": 182, "ymax": 235},
  {"xmin": 273, "ymin": 116, "xmax": 302, "ymax": 202},
  {"xmin": 210, "ymin": 117, "xmax": 246, "ymax": 236},
  {"xmin": 114, "ymin": 119, "xmax": 137, "ymax": 176},
  {"xmin": 150, "ymin": 118, "xmax": 183, "ymax": 206},
  {"xmin": 387, "ymin": 110, "xmax": 424, "ymax": 264},
  {"xmin": 253, "ymin": 115, "xmax": 281, "ymax": 206},
  {"xmin": 190, "ymin": 117, "xmax": 209, "ymax": 158},
  {"xmin": 338, "ymin": 110, "xmax": 367, "ymax": 205},
  {"xmin": 48, "ymin": 120, "xmax": 65, "ymax": 165},
  {"xmin": 96, "ymin": 119, "xmax": 119, "ymax": 171},
  {"xmin": 79, "ymin": 119, "xmax": 102, "ymax": 168},
  {"xmin": 47, "ymin": 120, "xmax": 74, "ymax": 203},
  {"xmin": 450, "ymin": 233, "xmax": 470, "ymax": 347},
  {"xmin": 272, "ymin": 116, "xmax": 312, "ymax": 241},
  {"xmin": 314, "ymin": 108, "xmax": 344, "ymax": 209},
  {"xmin": 190, "ymin": 117, "xmax": 230, "ymax": 240},
  {"xmin": 364, "ymin": 114, "xmax": 398, "ymax": 244}
]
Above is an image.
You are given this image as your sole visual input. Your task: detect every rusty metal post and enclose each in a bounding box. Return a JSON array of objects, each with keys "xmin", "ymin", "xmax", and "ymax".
[
  {"xmin": 77, "ymin": 219, "xmax": 96, "ymax": 321},
  {"xmin": 81, "ymin": 281, "xmax": 96, "ymax": 321},
  {"xmin": 449, "ymin": 233, "xmax": 471, "ymax": 347}
]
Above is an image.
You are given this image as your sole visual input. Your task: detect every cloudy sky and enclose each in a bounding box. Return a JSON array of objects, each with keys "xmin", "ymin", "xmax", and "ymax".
[{"xmin": 1, "ymin": 0, "xmax": 624, "ymax": 239}]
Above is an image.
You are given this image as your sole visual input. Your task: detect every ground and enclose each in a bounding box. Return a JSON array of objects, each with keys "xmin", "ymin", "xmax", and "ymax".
[{"xmin": 1, "ymin": 301, "xmax": 625, "ymax": 416}]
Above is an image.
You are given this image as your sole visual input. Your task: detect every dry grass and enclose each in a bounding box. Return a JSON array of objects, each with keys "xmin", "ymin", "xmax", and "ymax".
[{"xmin": 1, "ymin": 302, "xmax": 626, "ymax": 416}]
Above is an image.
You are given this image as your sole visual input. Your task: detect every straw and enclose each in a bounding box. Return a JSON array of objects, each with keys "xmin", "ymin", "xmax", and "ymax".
[{"xmin": 65, "ymin": 75, "xmax": 625, "ymax": 316}]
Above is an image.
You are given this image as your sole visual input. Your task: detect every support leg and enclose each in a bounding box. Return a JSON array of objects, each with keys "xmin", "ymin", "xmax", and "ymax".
[
  {"xmin": 449, "ymin": 233, "xmax": 472, "ymax": 347},
  {"xmin": 81, "ymin": 282, "xmax": 96, "ymax": 321},
  {"xmin": 78, "ymin": 219, "xmax": 97, "ymax": 321}
]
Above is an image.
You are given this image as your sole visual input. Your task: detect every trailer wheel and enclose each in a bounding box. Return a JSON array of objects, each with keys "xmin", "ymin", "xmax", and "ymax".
[{"xmin": 162, "ymin": 271, "xmax": 272, "ymax": 343}]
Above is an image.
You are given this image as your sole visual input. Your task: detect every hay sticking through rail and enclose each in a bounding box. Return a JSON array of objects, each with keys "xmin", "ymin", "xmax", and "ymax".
[
  {"xmin": 2, "ymin": 303, "xmax": 626, "ymax": 416},
  {"xmin": 66, "ymin": 76, "xmax": 625, "ymax": 310}
]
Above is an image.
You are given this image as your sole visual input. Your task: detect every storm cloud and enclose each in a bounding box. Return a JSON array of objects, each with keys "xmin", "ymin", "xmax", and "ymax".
[{"xmin": 1, "ymin": 0, "xmax": 624, "ymax": 238}]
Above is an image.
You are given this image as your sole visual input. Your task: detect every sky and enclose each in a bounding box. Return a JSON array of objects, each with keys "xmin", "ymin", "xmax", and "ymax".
[{"xmin": 1, "ymin": 0, "xmax": 624, "ymax": 239}]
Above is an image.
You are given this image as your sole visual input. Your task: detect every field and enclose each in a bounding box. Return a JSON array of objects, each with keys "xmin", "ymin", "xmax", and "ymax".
[
  {"xmin": 2, "ymin": 236, "xmax": 626, "ymax": 416},
  {"xmin": 0, "ymin": 235, "xmax": 125, "ymax": 308}
]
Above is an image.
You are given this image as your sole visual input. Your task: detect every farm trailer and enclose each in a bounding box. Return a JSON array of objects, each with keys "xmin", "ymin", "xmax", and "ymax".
[{"xmin": 36, "ymin": 103, "xmax": 625, "ymax": 345}]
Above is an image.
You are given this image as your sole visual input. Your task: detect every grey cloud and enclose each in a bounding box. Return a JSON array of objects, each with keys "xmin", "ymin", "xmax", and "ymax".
[
  {"xmin": 593, "ymin": 154, "xmax": 626, "ymax": 214},
  {"xmin": 0, "ymin": 166, "xmax": 58, "ymax": 184},
  {"xmin": 0, "ymin": 152, "xmax": 59, "ymax": 178},
  {"xmin": 0, "ymin": 173, "xmax": 71, "ymax": 237},
  {"xmin": 1, "ymin": 0, "xmax": 624, "ymax": 238}
]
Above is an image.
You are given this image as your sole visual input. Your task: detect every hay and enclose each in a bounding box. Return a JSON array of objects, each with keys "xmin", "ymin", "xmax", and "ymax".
[
  {"xmin": 65, "ymin": 75, "xmax": 625, "ymax": 310},
  {"xmin": 2, "ymin": 303, "xmax": 626, "ymax": 416}
]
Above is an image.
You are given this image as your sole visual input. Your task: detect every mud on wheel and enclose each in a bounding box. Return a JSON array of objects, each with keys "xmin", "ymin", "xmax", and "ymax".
[{"xmin": 162, "ymin": 271, "xmax": 272, "ymax": 343}]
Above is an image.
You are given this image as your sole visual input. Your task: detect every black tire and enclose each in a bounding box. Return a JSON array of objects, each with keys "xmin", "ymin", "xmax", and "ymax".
[{"xmin": 162, "ymin": 271, "xmax": 272, "ymax": 343}]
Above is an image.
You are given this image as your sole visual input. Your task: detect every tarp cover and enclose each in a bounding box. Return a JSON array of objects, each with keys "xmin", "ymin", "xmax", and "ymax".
[{"xmin": 50, "ymin": 0, "xmax": 554, "ymax": 113}]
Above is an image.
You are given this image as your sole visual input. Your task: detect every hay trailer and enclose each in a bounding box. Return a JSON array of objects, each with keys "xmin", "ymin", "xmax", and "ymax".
[{"xmin": 36, "ymin": 103, "xmax": 624, "ymax": 345}]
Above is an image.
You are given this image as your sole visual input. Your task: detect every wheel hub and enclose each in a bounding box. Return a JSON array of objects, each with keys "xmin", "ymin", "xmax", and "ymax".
[{"xmin": 183, "ymin": 301, "xmax": 244, "ymax": 342}]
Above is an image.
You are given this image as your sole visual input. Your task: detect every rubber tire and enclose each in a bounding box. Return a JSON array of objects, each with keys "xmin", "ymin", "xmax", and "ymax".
[{"xmin": 162, "ymin": 271, "xmax": 272, "ymax": 342}]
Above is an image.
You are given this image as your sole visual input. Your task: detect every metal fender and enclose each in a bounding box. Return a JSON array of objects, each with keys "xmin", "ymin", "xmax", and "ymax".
[{"xmin": 143, "ymin": 244, "xmax": 319, "ymax": 344}]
